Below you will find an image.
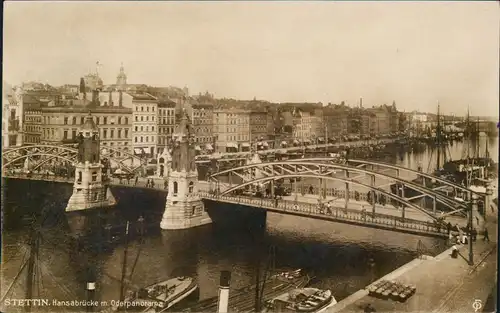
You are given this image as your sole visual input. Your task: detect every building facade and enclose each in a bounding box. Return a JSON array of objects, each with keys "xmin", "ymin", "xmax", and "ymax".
[
  {"xmin": 192, "ymin": 103, "xmax": 214, "ymax": 150},
  {"xmin": 2, "ymin": 84, "xmax": 23, "ymax": 147},
  {"xmin": 23, "ymin": 99, "xmax": 42, "ymax": 144},
  {"xmin": 213, "ymin": 109, "xmax": 251, "ymax": 152},
  {"xmin": 158, "ymin": 99, "xmax": 177, "ymax": 155},
  {"xmin": 249, "ymin": 109, "xmax": 269, "ymax": 143},
  {"xmin": 310, "ymin": 108, "xmax": 324, "ymax": 142},
  {"xmin": 41, "ymin": 104, "xmax": 133, "ymax": 155},
  {"xmin": 323, "ymin": 105, "xmax": 349, "ymax": 139},
  {"xmin": 131, "ymin": 93, "xmax": 159, "ymax": 158},
  {"xmin": 292, "ymin": 109, "xmax": 312, "ymax": 143}
]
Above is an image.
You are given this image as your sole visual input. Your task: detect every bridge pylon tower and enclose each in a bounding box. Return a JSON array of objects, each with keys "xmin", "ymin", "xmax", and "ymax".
[
  {"xmin": 160, "ymin": 100, "xmax": 212, "ymax": 229},
  {"xmin": 66, "ymin": 113, "xmax": 116, "ymax": 212}
]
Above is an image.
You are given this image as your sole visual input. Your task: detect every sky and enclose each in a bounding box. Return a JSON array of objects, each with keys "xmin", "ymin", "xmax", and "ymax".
[{"xmin": 3, "ymin": 1, "xmax": 499, "ymax": 116}]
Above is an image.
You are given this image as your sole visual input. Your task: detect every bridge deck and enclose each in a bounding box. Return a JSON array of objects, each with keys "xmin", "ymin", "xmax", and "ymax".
[
  {"xmin": 3, "ymin": 174, "xmax": 464, "ymax": 237},
  {"xmin": 200, "ymin": 192, "xmax": 448, "ymax": 238}
]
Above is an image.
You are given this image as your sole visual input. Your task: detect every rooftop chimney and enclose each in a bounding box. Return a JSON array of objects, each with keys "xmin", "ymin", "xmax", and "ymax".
[{"xmin": 92, "ymin": 90, "xmax": 99, "ymax": 106}]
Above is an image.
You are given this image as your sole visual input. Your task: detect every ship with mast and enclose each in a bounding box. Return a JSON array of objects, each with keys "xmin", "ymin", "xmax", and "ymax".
[{"xmin": 391, "ymin": 103, "xmax": 496, "ymax": 214}]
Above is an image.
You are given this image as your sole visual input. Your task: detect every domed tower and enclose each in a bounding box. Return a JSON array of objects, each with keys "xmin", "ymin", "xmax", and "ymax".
[
  {"xmin": 160, "ymin": 99, "xmax": 212, "ymax": 229},
  {"xmin": 116, "ymin": 63, "xmax": 127, "ymax": 90},
  {"xmin": 66, "ymin": 113, "xmax": 116, "ymax": 212}
]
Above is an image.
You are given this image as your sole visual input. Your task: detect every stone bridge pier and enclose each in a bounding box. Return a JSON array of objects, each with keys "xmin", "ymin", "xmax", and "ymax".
[{"xmin": 66, "ymin": 113, "xmax": 116, "ymax": 212}]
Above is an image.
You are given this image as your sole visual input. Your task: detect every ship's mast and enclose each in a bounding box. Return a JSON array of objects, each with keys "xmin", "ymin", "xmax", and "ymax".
[
  {"xmin": 436, "ymin": 103, "xmax": 441, "ymax": 172},
  {"xmin": 25, "ymin": 221, "xmax": 40, "ymax": 313},
  {"xmin": 119, "ymin": 221, "xmax": 130, "ymax": 302}
]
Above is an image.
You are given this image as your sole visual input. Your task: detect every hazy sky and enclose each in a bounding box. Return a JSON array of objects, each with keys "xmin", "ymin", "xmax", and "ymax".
[{"xmin": 3, "ymin": 1, "xmax": 499, "ymax": 116}]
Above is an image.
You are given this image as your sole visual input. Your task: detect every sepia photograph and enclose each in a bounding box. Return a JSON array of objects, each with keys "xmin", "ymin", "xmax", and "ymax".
[{"xmin": 1, "ymin": 1, "xmax": 498, "ymax": 313}]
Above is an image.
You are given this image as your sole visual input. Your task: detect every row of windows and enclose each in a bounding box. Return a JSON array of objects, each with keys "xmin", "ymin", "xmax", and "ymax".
[
  {"xmin": 159, "ymin": 109, "xmax": 175, "ymax": 116},
  {"xmin": 134, "ymin": 115, "xmax": 155, "ymax": 122},
  {"xmin": 134, "ymin": 136, "xmax": 156, "ymax": 143},
  {"xmin": 24, "ymin": 126, "xmax": 41, "ymax": 133},
  {"xmin": 193, "ymin": 111, "xmax": 210, "ymax": 117},
  {"xmin": 195, "ymin": 127, "xmax": 211, "ymax": 134},
  {"xmin": 195, "ymin": 136, "xmax": 212, "ymax": 143},
  {"xmin": 135, "ymin": 105, "xmax": 156, "ymax": 112},
  {"xmin": 158, "ymin": 137, "xmax": 169, "ymax": 145},
  {"xmin": 23, "ymin": 135, "xmax": 40, "ymax": 143},
  {"xmin": 25, "ymin": 116, "xmax": 42, "ymax": 123},
  {"xmin": 159, "ymin": 118, "xmax": 175, "ymax": 125},
  {"xmin": 223, "ymin": 135, "xmax": 249, "ymax": 142},
  {"xmin": 251, "ymin": 125, "xmax": 267, "ymax": 132},
  {"xmin": 159, "ymin": 127, "xmax": 175, "ymax": 134},
  {"xmin": 192, "ymin": 119, "xmax": 212, "ymax": 126},
  {"xmin": 134, "ymin": 125, "xmax": 155, "ymax": 132},
  {"xmin": 48, "ymin": 116, "xmax": 131, "ymax": 126}
]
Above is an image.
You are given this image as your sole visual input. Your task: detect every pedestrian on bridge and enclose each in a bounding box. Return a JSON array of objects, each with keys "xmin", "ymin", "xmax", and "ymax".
[
  {"xmin": 483, "ymin": 228, "xmax": 490, "ymax": 242},
  {"xmin": 134, "ymin": 176, "xmax": 138, "ymax": 186},
  {"xmin": 151, "ymin": 180, "xmax": 155, "ymax": 188},
  {"xmin": 471, "ymin": 228, "xmax": 477, "ymax": 241}
]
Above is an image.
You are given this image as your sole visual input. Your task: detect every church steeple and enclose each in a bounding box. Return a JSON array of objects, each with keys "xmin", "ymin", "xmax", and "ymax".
[{"xmin": 116, "ymin": 63, "xmax": 127, "ymax": 90}]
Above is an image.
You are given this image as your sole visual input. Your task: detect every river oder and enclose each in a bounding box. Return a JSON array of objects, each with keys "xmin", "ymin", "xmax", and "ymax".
[{"xmin": 1, "ymin": 137, "xmax": 497, "ymax": 312}]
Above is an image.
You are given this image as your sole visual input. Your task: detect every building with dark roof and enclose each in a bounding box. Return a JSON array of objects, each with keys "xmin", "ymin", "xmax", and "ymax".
[{"xmin": 41, "ymin": 103, "xmax": 132, "ymax": 156}]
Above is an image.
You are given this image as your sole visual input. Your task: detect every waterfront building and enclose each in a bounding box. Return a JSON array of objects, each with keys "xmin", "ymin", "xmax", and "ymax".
[
  {"xmin": 131, "ymin": 93, "xmax": 159, "ymax": 158},
  {"xmin": 250, "ymin": 108, "xmax": 269, "ymax": 145},
  {"xmin": 368, "ymin": 106, "xmax": 392, "ymax": 136},
  {"xmin": 310, "ymin": 108, "xmax": 325, "ymax": 143},
  {"xmin": 213, "ymin": 108, "xmax": 251, "ymax": 152},
  {"xmin": 388, "ymin": 101, "xmax": 400, "ymax": 134},
  {"xmin": 2, "ymin": 83, "xmax": 24, "ymax": 147},
  {"xmin": 292, "ymin": 108, "xmax": 313, "ymax": 144},
  {"xmin": 323, "ymin": 105, "xmax": 349, "ymax": 139},
  {"xmin": 23, "ymin": 98, "xmax": 43, "ymax": 144},
  {"xmin": 192, "ymin": 102, "xmax": 214, "ymax": 152},
  {"xmin": 408, "ymin": 111, "xmax": 431, "ymax": 136},
  {"xmin": 40, "ymin": 91, "xmax": 132, "ymax": 156},
  {"xmin": 158, "ymin": 99, "xmax": 177, "ymax": 155}
]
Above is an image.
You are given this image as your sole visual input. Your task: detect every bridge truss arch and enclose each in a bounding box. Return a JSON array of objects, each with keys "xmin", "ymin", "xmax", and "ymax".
[
  {"xmin": 2, "ymin": 144, "xmax": 147, "ymax": 175},
  {"xmin": 207, "ymin": 160, "xmax": 472, "ymax": 221},
  {"xmin": 212, "ymin": 173, "xmax": 442, "ymax": 222}
]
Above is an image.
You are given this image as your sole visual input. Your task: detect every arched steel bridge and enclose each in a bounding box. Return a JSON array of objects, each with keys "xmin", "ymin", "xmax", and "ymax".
[
  {"xmin": 2, "ymin": 144, "xmax": 147, "ymax": 174},
  {"xmin": 207, "ymin": 160, "xmax": 483, "ymax": 222}
]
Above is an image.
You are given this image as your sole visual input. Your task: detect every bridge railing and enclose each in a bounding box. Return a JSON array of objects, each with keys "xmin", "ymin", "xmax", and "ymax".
[{"xmin": 198, "ymin": 191, "xmax": 448, "ymax": 236}]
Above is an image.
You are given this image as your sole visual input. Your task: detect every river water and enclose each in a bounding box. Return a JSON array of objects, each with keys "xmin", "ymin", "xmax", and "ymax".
[{"xmin": 1, "ymin": 137, "xmax": 498, "ymax": 312}]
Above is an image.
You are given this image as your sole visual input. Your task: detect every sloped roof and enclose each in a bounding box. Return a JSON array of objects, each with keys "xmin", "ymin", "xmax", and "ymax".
[{"xmin": 130, "ymin": 93, "xmax": 157, "ymax": 101}]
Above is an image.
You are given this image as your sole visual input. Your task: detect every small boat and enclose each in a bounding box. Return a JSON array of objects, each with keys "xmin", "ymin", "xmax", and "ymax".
[
  {"xmin": 184, "ymin": 269, "xmax": 310, "ymax": 312},
  {"xmin": 124, "ymin": 276, "xmax": 198, "ymax": 312},
  {"xmin": 262, "ymin": 288, "xmax": 337, "ymax": 313}
]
